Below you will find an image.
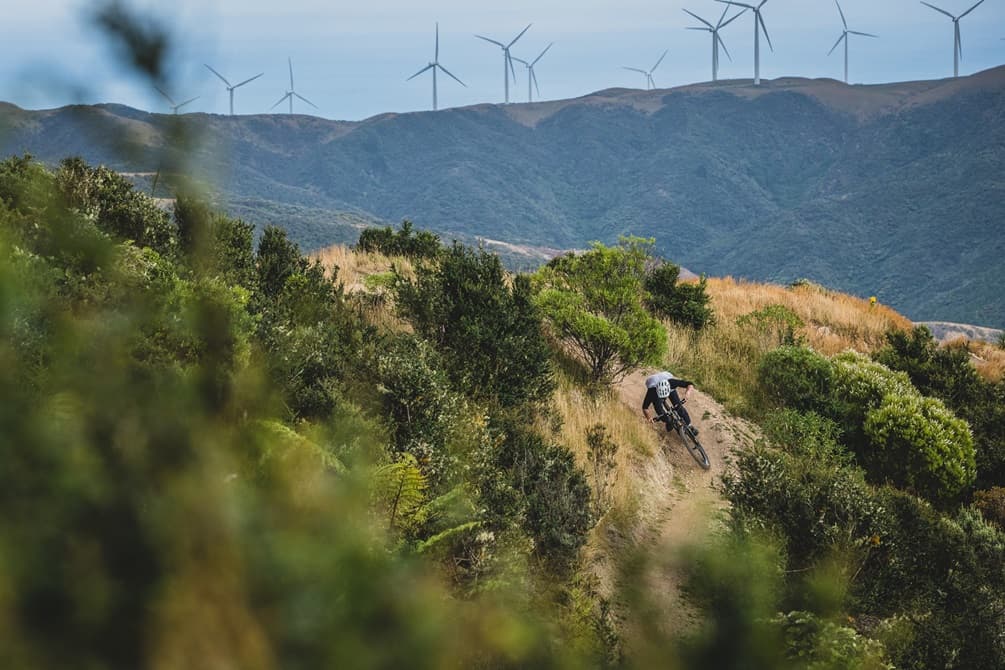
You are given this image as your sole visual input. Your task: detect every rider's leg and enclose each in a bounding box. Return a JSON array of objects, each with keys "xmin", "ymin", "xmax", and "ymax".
[{"xmin": 669, "ymin": 390, "xmax": 692, "ymax": 426}]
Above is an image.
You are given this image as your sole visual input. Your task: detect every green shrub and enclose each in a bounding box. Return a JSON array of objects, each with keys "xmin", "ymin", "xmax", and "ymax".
[
  {"xmin": 397, "ymin": 243, "xmax": 555, "ymax": 407},
  {"xmin": 738, "ymin": 304, "xmax": 805, "ymax": 347},
  {"xmin": 876, "ymin": 326, "xmax": 1005, "ymax": 489},
  {"xmin": 830, "ymin": 351, "xmax": 918, "ymax": 452},
  {"xmin": 643, "ymin": 262, "xmax": 714, "ymax": 330},
  {"xmin": 357, "ymin": 220, "xmax": 441, "ymax": 261},
  {"xmin": 534, "ymin": 237, "xmax": 666, "ymax": 386},
  {"xmin": 758, "ymin": 346, "xmax": 834, "ymax": 414},
  {"xmin": 863, "ymin": 394, "xmax": 976, "ymax": 502},
  {"xmin": 762, "ymin": 409, "xmax": 851, "ymax": 466},
  {"xmin": 773, "ymin": 611, "xmax": 893, "ymax": 670}
]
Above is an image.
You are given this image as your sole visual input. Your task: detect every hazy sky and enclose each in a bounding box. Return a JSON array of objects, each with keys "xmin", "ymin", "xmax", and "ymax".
[{"xmin": 2, "ymin": 0, "xmax": 1004, "ymax": 120}]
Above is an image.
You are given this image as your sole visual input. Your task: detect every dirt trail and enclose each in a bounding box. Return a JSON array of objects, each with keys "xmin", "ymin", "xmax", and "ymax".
[{"xmin": 616, "ymin": 370, "xmax": 761, "ymax": 636}]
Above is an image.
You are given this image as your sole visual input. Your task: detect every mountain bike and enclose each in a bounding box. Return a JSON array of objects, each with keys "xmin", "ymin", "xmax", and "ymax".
[{"xmin": 657, "ymin": 405, "xmax": 710, "ymax": 470}]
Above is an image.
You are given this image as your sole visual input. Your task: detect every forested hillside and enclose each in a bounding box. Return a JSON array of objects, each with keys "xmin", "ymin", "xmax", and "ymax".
[
  {"xmin": 2, "ymin": 156, "xmax": 1003, "ymax": 668},
  {"xmin": 2, "ymin": 66, "xmax": 1004, "ymax": 325}
]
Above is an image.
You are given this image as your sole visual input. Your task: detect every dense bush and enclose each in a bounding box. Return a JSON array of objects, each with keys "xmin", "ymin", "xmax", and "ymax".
[
  {"xmin": 643, "ymin": 262, "xmax": 714, "ymax": 330},
  {"xmin": 758, "ymin": 346, "xmax": 834, "ymax": 414},
  {"xmin": 357, "ymin": 220, "xmax": 441, "ymax": 261},
  {"xmin": 737, "ymin": 304, "xmax": 805, "ymax": 348},
  {"xmin": 830, "ymin": 350, "xmax": 918, "ymax": 452},
  {"xmin": 863, "ymin": 394, "xmax": 976, "ymax": 502},
  {"xmin": 396, "ymin": 242, "xmax": 555, "ymax": 407},
  {"xmin": 534, "ymin": 237, "xmax": 666, "ymax": 386},
  {"xmin": 876, "ymin": 326, "xmax": 1005, "ymax": 489}
]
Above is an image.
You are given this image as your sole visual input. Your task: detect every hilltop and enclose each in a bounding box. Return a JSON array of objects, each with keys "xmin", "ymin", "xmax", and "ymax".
[{"xmin": 2, "ymin": 66, "xmax": 1004, "ymax": 325}]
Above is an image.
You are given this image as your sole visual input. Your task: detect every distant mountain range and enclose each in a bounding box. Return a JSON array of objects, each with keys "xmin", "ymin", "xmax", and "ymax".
[{"xmin": 2, "ymin": 67, "xmax": 1004, "ymax": 326}]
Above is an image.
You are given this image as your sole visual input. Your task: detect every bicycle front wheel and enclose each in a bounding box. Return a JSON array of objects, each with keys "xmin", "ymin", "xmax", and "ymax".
[{"xmin": 678, "ymin": 427, "xmax": 710, "ymax": 470}]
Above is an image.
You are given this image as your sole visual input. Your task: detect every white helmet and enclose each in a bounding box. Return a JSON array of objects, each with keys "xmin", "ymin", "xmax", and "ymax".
[{"xmin": 656, "ymin": 379, "xmax": 672, "ymax": 399}]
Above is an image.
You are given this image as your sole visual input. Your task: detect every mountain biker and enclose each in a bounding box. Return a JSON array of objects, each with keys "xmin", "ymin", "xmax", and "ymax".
[{"xmin": 642, "ymin": 371, "xmax": 698, "ymax": 435}]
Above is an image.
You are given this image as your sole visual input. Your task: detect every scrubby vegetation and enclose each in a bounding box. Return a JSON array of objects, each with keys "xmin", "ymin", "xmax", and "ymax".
[{"xmin": 2, "ymin": 152, "xmax": 1002, "ymax": 669}]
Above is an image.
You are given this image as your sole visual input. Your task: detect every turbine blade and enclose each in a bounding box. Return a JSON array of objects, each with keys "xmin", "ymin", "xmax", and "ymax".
[
  {"xmin": 532, "ymin": 69, "xmax": 540, "ymax": 97},
  {"xmin": 508, "ymin": 53, "xmax": 517, "ymax": 83},
  {"xmin": 959, "ymin": 0, "xmax": 986, "ymax": 19},
  {"xmin": 154, "ymin": 86, "xmax": 175, "ymax": 105},
  {"xmin": 716, "ymin": 4, "xmax": 730, "ymax": 27},
  {"xmin": 288, "ymin": 58, "xmax": 294, "ymax": 89},
  {"xmin": 507, "ymin": 23, "xmax": 532, "ymax": 49},
  {"xmin": 204, "ymin": 64, "xmax": 231, "ymax": 86},
  {"xmin": 956, "ymin": 23, "xmax": 963, "ymax": 60},
  {"xmin": 270, "ymin": 93, "xmax": 290, "ymax": 110},
  {"xmin": 651, "ymin": 49, "xmax": 669, "ymax": 72},
  {"xmin": 717, "ymin": 32, "xmax": 734, "ymax": 62},
  {"xmin": 715, "ymin": 0, "xmax": 756, "ymax": 9},
  {"xmin": 683, "ymin": 8, "xmax": 715, "ymax": 30},
  {"xmin": 295, "ymin": 93, "xmax": 319, "ymax": 109},
  {"xmin": 532, "ymin": 42, "xmax": 554, "ymax": 66},
  {"xmin": 233, "ymin": 73, "xmax": 264, "ymax": 88},
  {"xmin": 178, "ymin": 97, "xmax": 199, "ymax": 109},
  {"xmin": 407, "ymin": 64, "xmax": 434, "ymax": 81},
  {"xmin": 720, "ymin": 9, "xmax": 748, "ymax": 28},
  {"xmin": 686, "ymin": 27, "xmax": 713, "ymax": 32},
  {"xmin": 835, "ymin": 0, "xmax": 848, "ymax": 30},
  {"xmin": 920, "ymin": 1, "xmax": 955, "ymax": 19},
  {"xmin": 475, "ymin": 34, "xmax": 505, "ymax": 48},
  {"xmin": 623, "ymin": 67, "xmax": 648, "ymax": 74},
  {"xmin": 828, "ymin": 32, "xmax": 846, "ymax": 55},
  {"xmin": 759, "ymin": 12, "xmax": 774, "ymax": 52},
  {"xmin": 511, "ymin": 57, "xmax": 529, "ymax": 66},
  {"xmin": 437, "ymin": 64, "xmax": 466, "ymax": 87},
  {"xmin": 848, "ymin": 31, "xmax": 878, "ymax": 38}
]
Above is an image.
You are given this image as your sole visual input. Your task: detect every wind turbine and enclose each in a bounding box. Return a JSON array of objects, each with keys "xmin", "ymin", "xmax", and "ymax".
[
  {"xmin": 204, "ymin": 64, "xmax": 264, "ymax": 116},
  {"xmin": 715, "ymin": 0, "xmax": 772, "ymax": 86},
  {"xmin": 623, "ymin": 49, "xmax": 669, "ymax": 90},
  {"xmin": 155, "ymin": 86, "xmax": 198, "ymax": 115},
  {"xmin": 683, "ymin": 6, "xmax": 746, "ymax": 82},
  {"xmin": 271, "ymin": 58, "xmax": 318, "ymax": 114},
  {"xmin": 475, "ymin": 24, "xmax": 532, "ymax": 103},
  {"xmin": 407, "ymin": 23, "xmax": 466, "ymax": 111},
  {"xmin": 921, "ymin": 0, "xmax": 987, "ymax": 77},
  {"xmin": 511, "ymin": 42, "xmax": 553, "ymax": 102},
  {"xmin": 827, "ymin": 1, "xmax": 877, "ymax": 84}
]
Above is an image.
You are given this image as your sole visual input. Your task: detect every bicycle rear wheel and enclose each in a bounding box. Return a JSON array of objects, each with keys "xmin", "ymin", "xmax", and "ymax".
[{"xmin": 678, "ymin": 426, "xmax": 710, "ymax": 470}]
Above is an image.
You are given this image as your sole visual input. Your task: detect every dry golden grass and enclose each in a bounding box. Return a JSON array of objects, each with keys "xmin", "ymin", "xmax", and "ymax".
[
  {"xmin": 706, "ymin": 277, "xmax": 911, "ymax": 354},
  {"xmin": 543, "ymin": 377, "xmax": 667, "ymax": 552},
  {"xmin": 945, "ymin": 337, "xmax": 1005, "ymax": 383},
  {"xmin": 309, "ymin": 243, "xmax": 416, "ymax": 289},
  {"xmin": 309, "ymin": 243, "xmax": 417, "ymax": 332},
  {"xmin": 664, "ymin": 277, "xmax": 914, "ymax": 416}
]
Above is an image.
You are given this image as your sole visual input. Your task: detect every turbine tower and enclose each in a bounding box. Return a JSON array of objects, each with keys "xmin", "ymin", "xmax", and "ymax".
[
  {"xmin": 511, "ymin": 42, "xmax": 553, "ymax": 102},
  {"xmin": 475, "ymin": 24, "xmax": 531, "ymax": 103},
  {"xmin": 827, "ymin": 1, "xmax": 877, "ymax": 84},
  {"xmin": 407, "ymin": 23, "xmax": 466, "ymax": 111},
  {"xmin": 155, "ymin": 86, "xmax": 198, "ymax": 115},
  {"xmin": 204, "ymin": 64, "xmax": 264, "ymax": 116},
  {"xmin": 683, "ymin": 6, "xmax": 746, "ymax": 82},
  {"xmin": 270, "ymin": 58, "xmax": 318, "ymax": 115},
  {"xmin": 921, "ymin": 0, "xmax": 986, "ymax": 77},
  {"xmin": 623, "ymin": 50, "xmax": 669, "ymax": 90},
  {"xmin": 715, "ymin": 0, "xmax": 772, "ymax": 86}
]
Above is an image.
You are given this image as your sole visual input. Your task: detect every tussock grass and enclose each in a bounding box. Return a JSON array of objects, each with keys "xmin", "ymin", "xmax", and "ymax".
[
  {"xmin": 663, "ymin": 277, "xmax": 913, "ymax": 417},
  {"xmin": 310, "ymin": 243, "xmax": 417, "ymax": 289},
  {"xmin": 309, "ymin": 243, "xmax": 416, "ymax": 331},
  {"xmin": 946, "ymin": 337, "xmax": 1005, "ymax": 383},
  {"xmin": 546, "ymin": 376, "xmax": 666, "ymax": 550}
]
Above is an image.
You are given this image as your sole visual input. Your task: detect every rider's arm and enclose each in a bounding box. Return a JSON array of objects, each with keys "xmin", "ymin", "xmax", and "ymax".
[
  {"xmin": 669, "ymin": 378, "xmax": 695, "ymax": 402},
  {"xmin": 642, "ymin": 388, "xmax": 658, "ymax": 422}
]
